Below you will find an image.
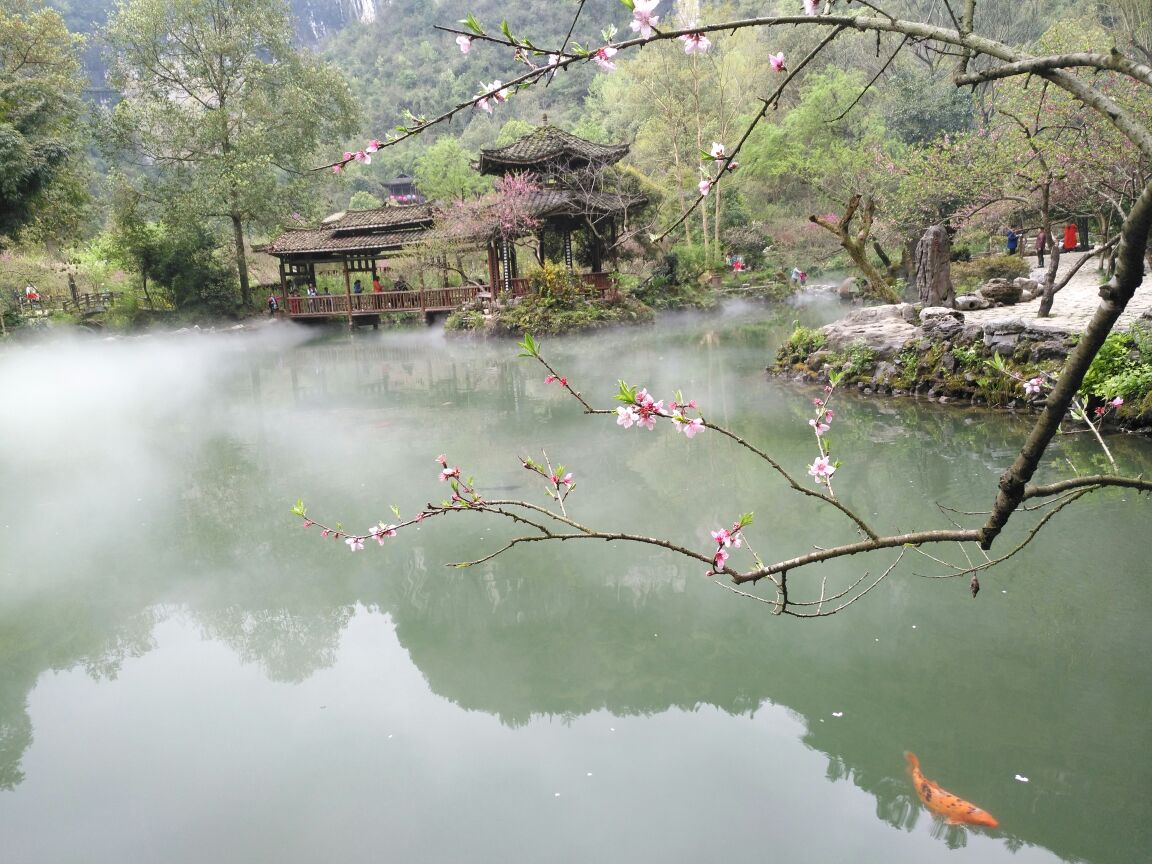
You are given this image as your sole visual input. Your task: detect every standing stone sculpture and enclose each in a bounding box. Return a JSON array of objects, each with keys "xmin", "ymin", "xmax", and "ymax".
[{"xmin": 914, "ymin": 224, "xmax": 955, "ymax": 308}]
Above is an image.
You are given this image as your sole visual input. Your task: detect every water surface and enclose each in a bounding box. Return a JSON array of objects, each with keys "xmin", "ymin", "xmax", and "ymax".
[{"xmin": 1, "ymin": 305, "xmax": 1149, "ymax": 863}]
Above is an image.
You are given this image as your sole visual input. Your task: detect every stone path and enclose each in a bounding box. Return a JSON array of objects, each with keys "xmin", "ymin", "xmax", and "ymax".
[{"xmin": 961, "ymin": 251, "xmax": 1152, "ymax": 334}]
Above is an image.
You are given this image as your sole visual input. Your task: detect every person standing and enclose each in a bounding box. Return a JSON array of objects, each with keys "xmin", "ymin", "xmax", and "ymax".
[
  {"xmin": 1063, "ymin": 223, "xmax": 1078, "ymax": 253},
  {"xmin": 1035, "ymin": 227, "xmax": 1047, "ymax": 267},
  {"xmin": 1006, "ymin": 227, "xmax": 1019, "ymax": 255}
]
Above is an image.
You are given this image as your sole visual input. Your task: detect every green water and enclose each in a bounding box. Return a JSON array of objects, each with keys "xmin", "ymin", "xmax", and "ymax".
[{"xmin": 1, "ymin": 304, "xmax": 1149, "ymax": 863}]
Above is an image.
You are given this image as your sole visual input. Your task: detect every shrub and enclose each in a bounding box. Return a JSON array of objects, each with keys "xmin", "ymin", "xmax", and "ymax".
[
  {"xmin": 951, "ymin": 254, "xmax": 1030, "ymax": 291},
  {"xmin": 1080, "ymin": 332, "xmax": 1134, "ymax": 398}
]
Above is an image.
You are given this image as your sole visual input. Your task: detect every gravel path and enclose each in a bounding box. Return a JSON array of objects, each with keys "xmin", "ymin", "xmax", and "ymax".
[{"xmin": 962, "ymin": 251, "xmax": 1152, "ymax": 333}]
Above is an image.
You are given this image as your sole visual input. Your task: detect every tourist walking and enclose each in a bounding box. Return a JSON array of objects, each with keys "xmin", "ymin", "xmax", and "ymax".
[{"xmin": 1035, "ymin": 227, "xmax": 1047, "ymax": 267}]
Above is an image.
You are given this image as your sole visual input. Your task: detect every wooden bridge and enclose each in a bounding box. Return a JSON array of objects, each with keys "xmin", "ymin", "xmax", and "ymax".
[{"xmin": 283, "ymin": 272, "xmax": 615, "ymax": 321}]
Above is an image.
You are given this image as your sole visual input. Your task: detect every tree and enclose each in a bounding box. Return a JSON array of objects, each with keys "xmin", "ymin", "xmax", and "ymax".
[
  {"xmin": 413, "ymin": 137, "xmax": 491, "ymax": 202},
  {"xmin": 0, "ymin": 0, "xmax": 89, "ymax": 247},
  {"xmin": 104, "ymin": 0, "xmax": 359, "ymax": 308}
]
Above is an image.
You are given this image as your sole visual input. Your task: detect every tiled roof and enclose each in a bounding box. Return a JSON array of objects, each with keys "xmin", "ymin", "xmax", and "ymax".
[
  {"xmin": 266, "ymin": 204, "xmax": 435, "ymax": 256},
  {"xmin": 265, "ymin": 227, "xmax": 431, "ymax": 255},
  {"xmin": 521, "ymin": 188, "xmax": 645, "ymax": 219},
  {"xmin": 478, "ymin": 126, "xmax": 629, "ymax": 175},
  {"xmin": 327, "ymin": 203, "xmax": 435, "ymax": 231}
]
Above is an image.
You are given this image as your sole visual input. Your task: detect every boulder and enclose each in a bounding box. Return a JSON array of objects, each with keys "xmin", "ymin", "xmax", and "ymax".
[
  {"xmin": 955, "ymin": 293, "xmax": 992, "ymax": 311},
  {"xmin": 979, "ymin": 279, "xmax": 1023, "ymax": 305}
]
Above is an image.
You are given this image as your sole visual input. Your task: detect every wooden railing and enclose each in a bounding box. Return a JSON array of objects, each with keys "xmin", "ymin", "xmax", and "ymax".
[
  {"xmin": 283, "ymin": 273, "xmax": 616, "ymax": 319},
  {"xmin": 285, "ymin": 286, "xmax": 480, "ymax": 317}
]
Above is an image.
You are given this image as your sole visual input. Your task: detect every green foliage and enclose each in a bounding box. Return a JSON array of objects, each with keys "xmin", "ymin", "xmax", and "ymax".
[
  {"xmin": 1079, "ymin": 332, "xmax": 1150, "ymax": 400},
  {"xmin": 0, "ymin": 0, "xmax": 89, "ymax": 246},
  {"xmin": 414, "ymin": 137, "xmax": 492, "ymax": 202},
  {"xmin": 349, "ymin": 191, "xmax": 382, "ymax": 210},
  {"xmin": 775, "ymin": 324, "xmax": 828, "ymax": 367},
  {"xmin": 490, "ymin": 292, "xmax": 654, "ymax": 337},
  {"xmin": 839, "ymin": 341, "xmax": 877, "ymax": 377},
  {"xmin": 952, "ymin": 343, "xmax": 983, "ymax": 370}
]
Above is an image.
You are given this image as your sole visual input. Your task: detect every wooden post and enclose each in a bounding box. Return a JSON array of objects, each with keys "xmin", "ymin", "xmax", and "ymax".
[
  {"xmin": 563, "ymin": 229, "xmax": 573, "ymax": 272},
  {"xmin": 486, "ymin": 242, "xmax": 500, "ymax": 298},
  {"xmin": 343, "ymin": 259, "xmax": 353, "ymax": 329}
]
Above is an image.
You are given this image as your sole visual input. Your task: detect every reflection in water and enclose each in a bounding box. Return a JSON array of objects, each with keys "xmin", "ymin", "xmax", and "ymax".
[{"xmin": 1, "ymin": 308, "xmax": 1150, "ymax": 863}]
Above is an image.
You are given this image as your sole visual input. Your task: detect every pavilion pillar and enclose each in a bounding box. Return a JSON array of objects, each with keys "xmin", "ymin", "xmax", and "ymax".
[
  {"xmin": 563, "ymin": 228, "xmax": 574, "ymax": 272},
  {"xmin": 343, "ymin": 259, "xmax": 353, "ymax": 330},
  {"xmin": 486, "ymin": 242, "xmax": 500, "ymax": 296},
  {"xmin": 500, "ymin": 238, "xmax": 513, "ymax": 294}
]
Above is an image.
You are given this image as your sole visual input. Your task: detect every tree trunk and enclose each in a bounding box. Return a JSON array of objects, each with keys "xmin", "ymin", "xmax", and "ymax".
[
  {"xmin": 808, "ymin": 194, "xmax": 900, "ymax": 303},
  {"xmin": 231, "ymin": 212, "xmax": 251, "ymax": 309},
  {"xmin": 1036, "ymin": 242, "xmax": 1062, "ymax": 317},
  {"xmin": 914, "ymin": 224, "xmax": 955, "ymax": 307}
]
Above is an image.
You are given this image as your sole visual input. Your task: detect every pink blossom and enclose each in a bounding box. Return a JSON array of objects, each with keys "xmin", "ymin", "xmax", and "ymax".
[
  {"xmin": 545, "ymin": 374, "xmax": 556, "ymax": 383},
  {"xmin": 593, "ymin": 46, "xmax": 618, "ymax": 72},
  {"xmin": 709, "ymin": 141, "xmax": 726, "ymax": 159},
  {"xmin": 769, "ymin": 52, "xmax": 787, "ymax": 72},
  {"xmin": 370, "ymin": 523, "xmax": 398, "ymax": 544},
  {"xmin": 414, "ymin": 512, "xmax": 425, "ymax": 523},
  {"xmin": 809, "ymin": 419, "xmax": 830, "ymax": 436},
  {"xmin": 617, "ymin": 405, "xmax": 639, "ymax": 428},
  {"xmin": 630, "ymin": 0, "xmax": 660, "ymax": 39},
  {"xmin": 475, "ymin": 80, "xmax": 508, "ymax": 113},
  {"xmin": 439, "ymin": 466, "xmax": 461, "ymax": 482},
  {"xmin": 345, "ymin": 536, "xmax": 365, "ymax": 551},
  {"xmin": 1111, "ymin": 396, "xmax": 1124, "ymax": 407},
  {"xmin": 679, "ymin": 32, "xmax": 711, "ymax": 54},
  {"xmin": 803, "ymin": 0, "xmax": 820, "ymax": 15},
  {"xmin": 332, "ymin": 164, "xmax": 342, "ymax": 174},
  {"xmin": 556, "ymin": 472, "xmax": 574, "ymax": 487},
  {"xmin": 1094, "ymin": 406, "xmax": 1106, "ymax": 417},
  {"xmin": 1023, "ymin": 376, "xmax": 1044, "ymax": 396},
  {"xmin": 808, "ymin": 456, "xmax": 836, "ymax": 482},
  {"xmin": 321, "ymin": 528, "xmax": 331, "ymax": 538},
  {"xmin": 456, "ymin": 35, "xmax": 472, "ymax": 54},
  {"xmin": 824, "ymin": 410, "xmax": 834, "ymax": 420},
  {"xmin": 354, "ymin": 150, "xmax": 371, "ymax": 164},
  {"xmin": 713, "ymin": 548, "xmax": 729, "ymax": 569},
  {"xmin": 814, "ymin": 398, "xmax": 824, "ymax": 407},
  {"xmin": 712, "ymin": 528, "xmax": 733, "ymax": 547},
  {"xmin": 698, "ymin": 179, "xmax": 712, "ymax": 196},
  {"xmin": 547, "ymin": 54, "xmax": 560, "ymax": 67},
  {"xmin": 302, "ymin": 520, "xmax": 313, "ymax": 528},
  {"xmin": 436, "ymin": 454, "xmax": 447, "ymax": 466},
  {"xmin": 673, "ymin": 412, "xmax": 705, "ymax": 438},
  {"xmin": 366, "ymin": 139, "xmax": 382, "ymax": 153}
]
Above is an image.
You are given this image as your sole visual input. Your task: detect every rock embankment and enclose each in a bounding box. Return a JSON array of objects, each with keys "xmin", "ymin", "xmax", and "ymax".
[{"xmin": 776, "ymin": 253, "xmax": 1152, "ymax": 415}]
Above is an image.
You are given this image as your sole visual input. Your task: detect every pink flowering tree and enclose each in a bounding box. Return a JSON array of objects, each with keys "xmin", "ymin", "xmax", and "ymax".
[{"xmin": 303, "ymin": 1, "xmax": 1152, "ymax": 613}]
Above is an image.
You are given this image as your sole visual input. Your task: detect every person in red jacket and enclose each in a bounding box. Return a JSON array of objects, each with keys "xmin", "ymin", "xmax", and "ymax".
[{"xmin": 1062, "ymin": 223, "xmax": 1078, "ymax": 252}]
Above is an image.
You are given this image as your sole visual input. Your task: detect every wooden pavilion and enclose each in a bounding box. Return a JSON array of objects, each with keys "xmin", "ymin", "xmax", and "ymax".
[{"xmin": 264, "ymin": 126, "xmax": 645, "ymax": 324}]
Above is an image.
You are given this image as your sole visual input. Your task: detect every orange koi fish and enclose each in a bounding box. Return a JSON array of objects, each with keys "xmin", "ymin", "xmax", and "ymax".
[{"xmin": 905, "ymin": 752, "xmax": 999, "ymax": 828}]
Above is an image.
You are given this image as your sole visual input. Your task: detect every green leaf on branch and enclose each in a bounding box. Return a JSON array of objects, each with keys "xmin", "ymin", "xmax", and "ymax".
[
  {"xmin": 291, "ymin": 499, "xmax": 307, "ymax": 517},
  {"xmin": 459, "ymin": 14, "xmax": 484, "ymax": 35},
  {"xmin": 738, "ymin": 513, "xmax": 754, "ymax": 529},
  {"xmin": 518, "ymin": 333, "xmax": 539, "ymax": 357},
  {"xmin": 619, "ymin": 0, "xmax": 636, "ymax": 10},
  {"xmin": 615, "ymin": 380, "xmax": 638, "ymax": 403}
]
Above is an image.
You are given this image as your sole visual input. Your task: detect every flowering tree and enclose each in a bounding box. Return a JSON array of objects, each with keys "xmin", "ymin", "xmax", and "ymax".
[{"xmin": 312, "ymin": 1, "xmax": 1152, "ymax": 613}]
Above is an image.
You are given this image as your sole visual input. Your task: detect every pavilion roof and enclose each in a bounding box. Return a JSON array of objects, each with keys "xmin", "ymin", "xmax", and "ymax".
[
  {"xmin": 265, "ymin": 204, "xmax": 435, "ymax": 257},
  {"xmin": 477, "ymin": 126, "xmax": 629, "ymax": 175}
]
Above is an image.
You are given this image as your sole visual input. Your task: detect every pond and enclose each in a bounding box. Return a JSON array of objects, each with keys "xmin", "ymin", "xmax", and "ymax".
[{"xmin": 1, "ymin": 303, "xmax": 1149, "ymax": 863}]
